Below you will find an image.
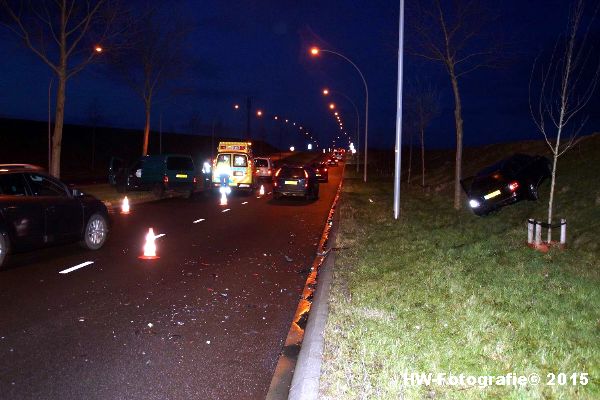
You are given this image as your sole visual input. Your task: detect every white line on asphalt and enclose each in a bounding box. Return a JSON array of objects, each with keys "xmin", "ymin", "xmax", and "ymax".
[
  {"xmin": 256, "ymin": 197, "xmax": 261, "ymax": 199},
  {"xmin": 193, "ymin": 218, "xmax": 205, "ymax": 223},
  {"xmin": 242, "ymin": 201, "xmax": 248, "ymax": 205},
  {"xmin": 59, "ymin": 261, "xmax": 94, "ymax": 274},
  {"xmin": 222, "ymin": 209, "xmax": 231, "ymax": 213},
  {"xmin": 155, "ymin": 233, "xmax": 166, "ymax": 239}
]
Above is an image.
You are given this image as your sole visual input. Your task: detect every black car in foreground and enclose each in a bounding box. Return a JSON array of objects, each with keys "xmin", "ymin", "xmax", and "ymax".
[
  {"xmin": 273, "ymin": 165, "xmax": 319, "ymax": 200},
  {"xmin": 461, "ymin": 154, "xmax": 551, "ymax": 216},
  {"xmin": 0, "ymin": 166, "xmax": 109, "ymax": 268}
]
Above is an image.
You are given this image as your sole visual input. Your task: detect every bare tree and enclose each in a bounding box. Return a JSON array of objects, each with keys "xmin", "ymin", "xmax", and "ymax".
[
  {"xmin": 108, "ymin": 4, "xmax": 192, "ymax": 156},
  {"xmin": 529, "ymin": 0, "xmax": 600, "ymax": 242},
  {"xmin": 411, "ymin": 81, "xmax": 440, "ymax": 188},
  {"xmin": 410, "ymin": 0, "xmax": 502, "ymax": 209},
  {"xmin": 0, "ymin": 0, "xmax": 125, "ymax": 177}
]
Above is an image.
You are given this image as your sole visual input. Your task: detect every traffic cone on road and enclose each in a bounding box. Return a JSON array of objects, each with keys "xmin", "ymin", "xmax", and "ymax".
[
  {"xmin": 121, "ymin": 196, "xmax": 130, "ymax": 214},
  {"xmin": 259, "ymin": 185, "xmax": 265, "ymax": 196},
  {"xmin": 220, "ymin": 191, "xmax": 228, "ymax": 206},
  {"xmin": 139, "ymin": 228, "xmax": 159, "ymax": 260}
]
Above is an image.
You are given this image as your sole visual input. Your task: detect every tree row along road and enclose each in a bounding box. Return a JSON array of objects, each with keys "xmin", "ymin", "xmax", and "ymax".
[{"xmin": 0, "ymin": 155, "xmax": 343, "ymax": 400}]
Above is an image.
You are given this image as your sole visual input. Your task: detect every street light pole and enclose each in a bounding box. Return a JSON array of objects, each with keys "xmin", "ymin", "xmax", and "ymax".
[
  {"xmin": 393, "ymin": 0, "xmax": 405, "ymax": 220},
  {"xmin": 311, "ymin": 48, "xmax": 369, "ymax": 182},
  {"xmin": 48, "ymin": 77, "xmax": 53, "ymax": 170}
]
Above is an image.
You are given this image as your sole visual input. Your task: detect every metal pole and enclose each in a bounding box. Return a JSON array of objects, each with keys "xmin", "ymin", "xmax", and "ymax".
[
  {"xmin": 159, "ymin": 113, "xmax": 162, "ymax": 155},
  {"xmin": 48, "ymin": 77, "xmax": 53, "ymax": 170},
  {"xmin": 246, "ymin": 96, "xmax": 252, "ymax": 140},
  {"xmin": 211, "ymin": 119, "xmax": 216, "ymax": 161},
  {"xmin": 393, "ymin": 0, "xmax": 405, "ymax": 219}
]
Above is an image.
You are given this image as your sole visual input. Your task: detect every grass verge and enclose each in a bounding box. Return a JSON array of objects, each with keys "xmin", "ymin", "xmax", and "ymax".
[{"xmin": 320, "ymin": 135, "xmax": 600, "ymax": 399}]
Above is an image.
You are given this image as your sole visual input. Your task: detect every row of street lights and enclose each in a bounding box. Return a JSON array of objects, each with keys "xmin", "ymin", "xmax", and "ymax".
[{"xmin": 309, "ymin": 47, "xmax": 369, "ymax": 182}]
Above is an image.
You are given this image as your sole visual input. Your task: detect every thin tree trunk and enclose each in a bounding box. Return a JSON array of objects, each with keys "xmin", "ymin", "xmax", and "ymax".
[
  {"xmin": 420, "ymin": 125, "xmax": 425, "ymax": 187},
  {"xmin": 142, "ymin": 102, "xmax": 151, "ymax": 155},
  {"xmin": 50, "ymin": 73, "xmax": 67, "ymax": 178},
  {"xmin": 547, "ymin": 150, "xmax": 559, "ymax": 242},
  {"xmin": 450, "ymin": 72, "xmax": 464, "ymax": 210}
]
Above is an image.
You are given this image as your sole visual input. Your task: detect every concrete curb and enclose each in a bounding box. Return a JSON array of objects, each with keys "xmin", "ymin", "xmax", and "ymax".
[
  {"xmin": 266, "ymin": 167, "xmax": 344, "ymax": 400},
  {"xmin": 288, "ymin": 210, "xmax": 339, "ymax": 400}
]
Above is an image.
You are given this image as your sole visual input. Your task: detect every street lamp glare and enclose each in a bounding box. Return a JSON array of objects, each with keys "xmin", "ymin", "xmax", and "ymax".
[
  {"xmin": 94, "ymin": 45, "xmax": 103, "ymax": 53},
  {"xmin": 322, "ymin": 88, "xmax": 329, "ymax": 95},
  {"xmin": 310, "ymin": 47, "xmax": 320, "ymax": 55},
  {"xmin": 334, "ymin": 112, "xmax": 338, "ymax": 116},
  {"xmin": 329, "ymin": 103, "xmax": 335, "ymax": 110},
  {"xmin": 234, "ymin": 104, "xmax": 240, "ymax": 109},
  {"xmin": 256, "ymin": 110, "xmax": 263, "ymax": 117}
]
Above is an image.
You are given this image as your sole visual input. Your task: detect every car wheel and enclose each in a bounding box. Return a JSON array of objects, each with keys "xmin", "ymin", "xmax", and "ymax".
[
  {"xmin": 0, "ymin": 231, "xmax": 10, "ymax": 269},
  {"xmin": 153, "ymin": 183, "xmax": 165, "ymax": 199},
  {"xmin": 80, "ymin": 213, "xmax": 109, "ymax": 250}
]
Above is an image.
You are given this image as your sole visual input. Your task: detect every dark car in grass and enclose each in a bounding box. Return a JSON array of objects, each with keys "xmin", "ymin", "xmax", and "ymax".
[
  {"xmin": 309, "ymin": 161, "xmax": 329, "ymax": 183},
  {"xmin": 0, "ymin": 166, "xmax": 109, "ymax": 268},
  {"xmin": 461, "ymin": 154, "xmax": 551, "ymax": 216},
  {"xmin": 273, "ymin": 165, "xmax": 319, "ymax": 200}
]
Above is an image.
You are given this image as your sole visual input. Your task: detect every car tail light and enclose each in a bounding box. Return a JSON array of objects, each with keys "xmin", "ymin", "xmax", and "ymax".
[
  {"xmin": 274, "ymin": 181, "xmax": 278, "ymax": 187},
  {"xmin": 193, "ymin": 177, "xmax": 197, "ymax": 184},
  {"xmin": 508, "ymin": 181, "xmax": 519, "ymax": 192},
  {"xmin": 324, "ymin": 168, "xmax": 328, "ymax": 172},
  {"xmin": 163, "ymin": 175, "xmax": 169, "ymax": 183},
  {"xmin": 275, "ymin": 168, "xmax": 282, "ymax": 177},
  {"xmin": 304, "ymin": 170, "xmax": 309, "ymax": 179},
  {"xmin": 268, "ymin": 169, "xmax": 272, "ymax": 175}
]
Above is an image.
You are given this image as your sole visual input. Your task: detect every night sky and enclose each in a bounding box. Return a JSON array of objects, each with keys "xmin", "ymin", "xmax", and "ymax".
[{"xmin": 0, "ymin": 0, "xmax": 599, "ymax": 150}]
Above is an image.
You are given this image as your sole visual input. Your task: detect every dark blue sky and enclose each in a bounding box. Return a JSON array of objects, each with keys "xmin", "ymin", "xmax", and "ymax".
[{"xmin": 0, "ymin": 0, "xmax": 598, "ymax": 149}]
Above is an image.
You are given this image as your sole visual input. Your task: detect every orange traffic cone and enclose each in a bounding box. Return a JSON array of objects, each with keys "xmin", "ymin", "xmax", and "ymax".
[
  {"xmin": 121, "ymin": 196, "xmax": 130, "ymax": 214},
  {"xmin": 220, "ymin": 191, "xmax": 228, "ymax": 206},
  {"xmin": 259, "ymin": 185, "xmax": 265, "ymax": 196},
  {"xmin": 139, "ymin": 228, "xmax": 159, "ymax": 260}
]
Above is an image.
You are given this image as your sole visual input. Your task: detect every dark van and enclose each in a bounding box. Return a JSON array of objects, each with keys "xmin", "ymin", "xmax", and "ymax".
[{"xmin": 109, "ymin": 154, "xmax": 197, "ymax": 198}]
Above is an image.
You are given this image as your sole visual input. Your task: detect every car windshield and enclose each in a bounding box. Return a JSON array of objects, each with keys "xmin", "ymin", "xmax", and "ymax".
[
  {"xmin": 280, "ymin": 167, "xmax": 305, "ymax": 179},
  {"xmin": 254, "ymin": 159, "xmax": 268, "ymax": 167},
  {"xmin": 167, "ymin": 157, "xmax": 194, "ymax": 171}
]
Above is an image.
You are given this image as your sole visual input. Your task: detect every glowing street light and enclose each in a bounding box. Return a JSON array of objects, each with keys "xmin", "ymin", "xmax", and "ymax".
[
  {"xmin": 322, "ymin": 88, "xmax": 329, "ymax": 95},
  {"xmin": 256, "ymin": 110, "xmax": 263, "ymax": 117},
  {"xmin": 94, "ymin": 45, "xmax": 103, "ymax": 53},
  {"xmin": 329, "ymin": 103, "xmax": 335, "ymax": 110},
  {"xmin": 234, "ymin": 104, "xmax": 240, "ymax": 109}
]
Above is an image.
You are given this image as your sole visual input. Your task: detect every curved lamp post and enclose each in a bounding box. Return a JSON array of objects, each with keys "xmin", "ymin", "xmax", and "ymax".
[{"xmin": 310, "ymin": 47, "xmax": 369, "ymax": 182}]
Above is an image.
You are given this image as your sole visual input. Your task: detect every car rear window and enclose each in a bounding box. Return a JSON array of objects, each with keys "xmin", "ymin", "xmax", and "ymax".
[
  {"xmin": 167, "ymin": 157, "xmax": 194, "ymax": 171},
  {"xmin": 233, "ymin": 155, "xmax": 248, "ymax": 167},
  {"xmin": 280, "ymin": 167, "xmax": 305, "ymax": 179},
  {"xmin": 0, "ymin": 174, "xmax": 28, "ymax": 196},
  {"xmin": 254, "ymin": 158, "xmax": 268, "ymax": 167}
]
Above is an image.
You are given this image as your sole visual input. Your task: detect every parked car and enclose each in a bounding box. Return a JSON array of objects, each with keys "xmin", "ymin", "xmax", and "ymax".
[
  {"xmin": 0, "ymin": 166, "xmax": 109, "ymax": 268},
  {"xmin": 109, "ymin": 154, "xmax": 197, "ymax": 199},
  {"xmin": 309, "ymin": 161, "xmax": 329, "ymax": 183},
  {"xmin": 461, "ymin": 153, "xmax": 551, "ymax": 216},
  {"xmin": 273, "ymin": 165, "xmax": 319, "ymax": 200},
  {"xmin": 253, "ymin": 157, "xmax": 274, "ymax": 180},
  {"xmin": 326, "ymin": 157, "xmax": 338, "ymax": 167}
]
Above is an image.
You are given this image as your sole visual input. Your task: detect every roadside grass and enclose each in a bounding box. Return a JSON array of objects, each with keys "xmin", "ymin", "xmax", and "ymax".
[{"xmin": 320, "ymin": 134, "xmax": 600, "ymax": 399}]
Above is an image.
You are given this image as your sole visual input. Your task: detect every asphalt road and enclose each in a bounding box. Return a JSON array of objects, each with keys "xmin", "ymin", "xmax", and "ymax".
[{"xmin": 0, "ymin": 159, "xmax": 343, "ymax": 400}]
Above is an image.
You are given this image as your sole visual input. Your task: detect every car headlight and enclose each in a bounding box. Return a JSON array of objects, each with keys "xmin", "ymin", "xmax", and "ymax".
[
  {"xmin": 202, "ymin": 162, "xmax": 211, "ymax": 174},
  {"xmin": 469, "ymin": 199, "xmax": 481, "ymax": 208}
]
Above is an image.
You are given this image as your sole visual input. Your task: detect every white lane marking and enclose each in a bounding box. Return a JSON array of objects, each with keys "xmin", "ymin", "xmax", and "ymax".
[
  {"xmin": 256, "ymin": 197, "xmax": 261, "ymax": 199},
  {"xmin": 193, "ymin": 218, "xmax": 205, "ymax": 223},
  {"xmin": 222, "ymin": 209, "xmax": 231, "ymax": 213},
  {"xmin": 155, "ymin": 233, "xmax": 166, "ymax": 239},
  {"xmin": 242, "ymin": 201, "xmax": 248, "ymax": 205},
  {"xmin": 59, "ymin": 261, "xmax": 94, "ymax": 274},
  {"xmin": 268, "ymin": 192, "xmax": 272, "ymax": 195}
]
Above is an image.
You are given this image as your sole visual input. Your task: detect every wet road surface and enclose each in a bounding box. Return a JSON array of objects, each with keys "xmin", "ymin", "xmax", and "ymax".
[{"xmin": 0, "ymin": 162, "xmax": 343, "ymax": 400}]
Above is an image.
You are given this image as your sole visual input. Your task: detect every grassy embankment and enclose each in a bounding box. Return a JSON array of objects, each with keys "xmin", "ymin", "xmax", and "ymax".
[{"xmin": 320, "ymin": 134, "xmax": 600, "ymax": 399}]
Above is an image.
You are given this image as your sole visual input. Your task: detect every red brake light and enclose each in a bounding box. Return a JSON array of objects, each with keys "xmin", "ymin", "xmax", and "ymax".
[
  {"xmin": 324, "ymin": 168, "xmax": 328, "ymax": 172},
  {"xmin": 268, "ymin": 169, "xmax": 272, "ymax": 175},
  {"xmin": 163, "ymin": 175, "xmax": 169, "ymax": 183},
  {"xmin": 508, "ymin": 181, "xmax": 519, "ymax": 192},
  {"xmin": 304, "ymin": 170, "xmax": 309, "ymax": 179},
  {"xmin": 193, "ymin": 177, "xmax": 197, "ymax": 183}
]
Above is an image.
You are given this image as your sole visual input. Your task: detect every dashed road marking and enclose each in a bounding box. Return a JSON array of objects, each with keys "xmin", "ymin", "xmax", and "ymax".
[
  {"xmin": 59, "ymin": 261, "xmax": 94, "ymax": 274},
  {"xmin": 222, "ymin": 209, "xmax": 231, "ymax": 213},
  {"xmin": 193, "ymin": 218, "xmax": 205, "ymax": 223}
]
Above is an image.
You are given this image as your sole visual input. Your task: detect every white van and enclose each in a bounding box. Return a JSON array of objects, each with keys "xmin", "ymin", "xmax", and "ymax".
[{"xmin": 253, "ymin": 157, "xmax": 273, "ymax": 180}]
